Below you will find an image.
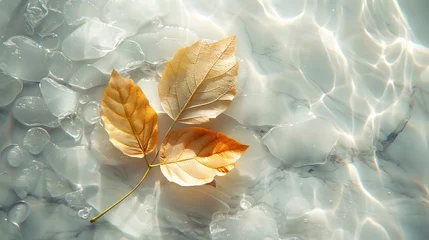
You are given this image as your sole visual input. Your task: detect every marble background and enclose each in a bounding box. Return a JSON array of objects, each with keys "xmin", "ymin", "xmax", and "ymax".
[{"xmin": 0, "ymin": 0, "xmax": 429, "ymax": 239}]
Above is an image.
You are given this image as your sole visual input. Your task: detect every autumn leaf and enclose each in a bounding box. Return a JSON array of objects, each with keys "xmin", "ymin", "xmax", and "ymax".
[
  {"xmin": 100, "ymin": 70, "xmax": 158, "ymax": 158},
  {"xmin": 91, "ymin": 37, "xmax": 244, "ymax": 223},
  {"xmin": 158, "ymin": 36, "xmax": 238, "ymax": 124},
  {"xmin": 159, "ymin": 127, "xmax": 248, "ymax": 186}
]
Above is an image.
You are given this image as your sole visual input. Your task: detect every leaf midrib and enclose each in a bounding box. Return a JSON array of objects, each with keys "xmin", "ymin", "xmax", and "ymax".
[
  {"xmin": 115, "ymin": 82, "xmax": 148, "ymax": 154},
  {"xmin": 173, "ymin": 38, "xmax": 235, "ymax": 122}
]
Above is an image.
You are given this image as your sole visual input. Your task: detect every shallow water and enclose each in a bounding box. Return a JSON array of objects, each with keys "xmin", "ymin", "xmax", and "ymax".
[{"xmin": 0, "ymin": 0, "xmax": 429, "ymax": 239}]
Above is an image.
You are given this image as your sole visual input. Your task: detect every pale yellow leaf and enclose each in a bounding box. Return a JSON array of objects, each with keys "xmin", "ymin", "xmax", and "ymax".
[
  {"xmin": 159, "ymin": 127, "xmax": 248, "ymax": 186},
  {"xmin": 100, "ymin": 70, "xmax": 158, "ymax": 158},
  {"xmin": 158, "ymin": 36, "xmax": 238, "ymax": 124}
]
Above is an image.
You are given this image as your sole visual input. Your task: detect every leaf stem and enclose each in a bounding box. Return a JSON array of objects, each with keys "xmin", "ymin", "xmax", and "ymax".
[
  {"xmin": 90, "ymin": 119, "xmax": 178, "ymax": 223},
  {"xmin": 144, "ymin": 155, "xmax": 150, "ymax": 167},
  {"xmin": 90, "ymin": 166, "xmax": 152, "ymax": 223}
]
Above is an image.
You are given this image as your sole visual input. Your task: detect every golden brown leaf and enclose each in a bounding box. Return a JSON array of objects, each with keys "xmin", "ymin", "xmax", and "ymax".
[
  {"xmin": 100, "ymin": 70, "xmax": 158, "ymax": 158},
  {"xmin": 159, "ymin": 127, "xmax": 248, "ymax": 186},
  {"xmin": 158, "ymin": 36, "xmax": 238, "ymax": 124}
]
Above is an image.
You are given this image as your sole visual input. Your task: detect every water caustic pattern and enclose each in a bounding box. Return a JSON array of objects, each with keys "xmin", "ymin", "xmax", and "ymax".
[{"xmin": 0, "ymin": 0, "xmax": 428, "ymax": 239}]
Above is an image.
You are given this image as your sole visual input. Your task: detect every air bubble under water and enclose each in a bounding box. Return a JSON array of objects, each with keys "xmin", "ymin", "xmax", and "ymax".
[
  {"xmin": 240, "ymin": 195, "xmax": 255, "ymax": 210},
  {"xmin": 77, "ymin": 207, "xmax": 92, "ymax": 220},
  {"xmin": 152, "ymin": 17, "xmax": 164, "ymax": 29}
]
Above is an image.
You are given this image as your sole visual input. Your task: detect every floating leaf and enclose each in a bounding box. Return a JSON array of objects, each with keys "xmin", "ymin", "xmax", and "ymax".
[
  {"xmin": 158, "ymin": 36, "xmax": 238, "ymax": 124},
  {"xmin": 92, "ymin": 37, "xmax": 243, "ymax": 223},
  {"xmin": 100, "ymin": 70, "xmax": 158, "ymax": 158},
  {"xmin": 159, "ymin": 127, "xmax": 248, "ymax": 186}
]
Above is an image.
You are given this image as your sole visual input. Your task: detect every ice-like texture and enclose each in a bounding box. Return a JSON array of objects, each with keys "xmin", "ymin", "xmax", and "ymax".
[
  {"xmin": 210, "ymin": 207, "xmax": 279, "ymax": 240},
  {"xmin": 40, "ymin": 33, "xmax": 60, "ymax": 51},
  {"xmin": 0, "ymin": 73, "xmax": 23, "ymax": 107},
  {"xmin": 62, "ymin": 19, "xmax": 126, "ymax": 61},
  {"xmin": 13, "ymin": 160, "xmax": 44, "ymax": 199},
  {"xmin": 1, "ymin": 0, "xmax": 429, "ymax": 239},
  {"xmin": 47, "ymin": 0, "xmax": 67, "ymax": 12},
  {"xmin": 82, "ymin": 101, "xmax": 101, "ymax": 124},
  {"xmin": 69, "ymin": 64, "xmax": 108, "ymax": 89},
  {"xmin": 0, "ymin": 218, "xmax": 23, "ymax": 240},
  {"xmin": 155, "ymin": 27, "xmax": 200, "ymax": 59},
  {"xmin": 42, "ymin": 143, "xmax": 99, "ymax": 185},
  {"xmin": 0, "ymin": 1, "xmax": 20, "ymax": 40},
  {"xmin": 23, "ymin": 127, "xmax": 50, "ymax": 155},
  {"xmin": 225, "ymin": 93, "xmax": 314, "ymax": 126},
  {"xmin": 47, "ymin": 51, "xmax": 73, "ymax": 81},
  {"xmin": 101, "ymin": 0, "xmax": 166, "ymax": 36},
  {"xmin": 129, "ymin": 33, "xmax": 160, "ymax": 63},
  {"xmin": 63, "ymin": 0, "xmax": 100, "ymax": 25},
  {"xmin": 93, "ymin": 40, "xmax": 145, "ymax": 74},
  {"xmin": 263, "ymin": 119, "xmax": 339, "ymax": 167},
  {"xmin": 19, "ymin": 196, "xmax": 90, "ymax": 239},
  {"xmin": 35, "ymin": 9, "xmax": 64, "ymax": 36},
  {"xmin": 0, "ymin": 36, "xmax": 47, "ymax": 82},
  {"xmin": 40, "ymin": 78, "xmax": 78, "ymax": 117},
  {"xmin": 77, "ymin": 206, "xmax": 92, "ymax": 220},
  {"xmin": 1, "ymin": 145, "xmax": 30, "ymax": 168},
  {"xmin": 65, "ymin": 190, "xmax": 84, "ymax": 206},
  {"xmin": 60, "ymin": 113, "xmax": 83, "ymax": 140},
  {"xmin": 88, "ymin": 123, "xmax": 136, "ymax": 165},
  {"xmin": 24, "ymin": 0, "xmax": 48, "ymax": 35},
  {"xmin": 25, "ymin": 0, "xmax": 48, "ymax": 23},
  {"xmin": 20, "ymin": 160, "xmax": 44, "ymax": 196},
  {"xmin": 130, "ymin": 27, "xmax": 200, "ymax": 63},
  {"xmin": 44, "ymin": 168, "xmax": 73, "ymax": 197},
  {"xmin": 12, "ymin": 96, "xmax": 60, "ymax": 128},
  {"xmin": 8, "ymin": 201, "xmax": 30, "ymax": 225}
]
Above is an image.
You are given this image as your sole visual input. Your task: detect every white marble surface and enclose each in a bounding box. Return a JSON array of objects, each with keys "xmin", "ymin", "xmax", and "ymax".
[{"xmin": 0, "ymin": 0, "xmax": 429, "ymax": 239}]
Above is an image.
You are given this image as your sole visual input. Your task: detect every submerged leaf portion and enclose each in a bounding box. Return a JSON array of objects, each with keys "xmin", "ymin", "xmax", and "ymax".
[
  {"xmin": 100, "ymin": 70, "xmax": 158, "ymax": 158},
  {"xmin": 158, "ymin": 36, "xmax": 238, "ymax": 124},
  {"xmin": 159, "ymin": 127, "xmax": 248, "ymax": 186}
]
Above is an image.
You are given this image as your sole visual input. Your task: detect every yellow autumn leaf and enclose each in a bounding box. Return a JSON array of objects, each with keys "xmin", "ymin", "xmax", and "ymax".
[
  {"xmin": 91, "ymin": 37, "xmax": 245, "ymax": 223},
  {"xmin": 100, "ymin": 70, "xmax": 158, "ymax": 158},
  {"xmin": 158, "ymin": 36, "xmax": 238, "ymax": 124},
  {"xmin": 159, "ymin": 127, "xmax": 248, "ymax": 186}
]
